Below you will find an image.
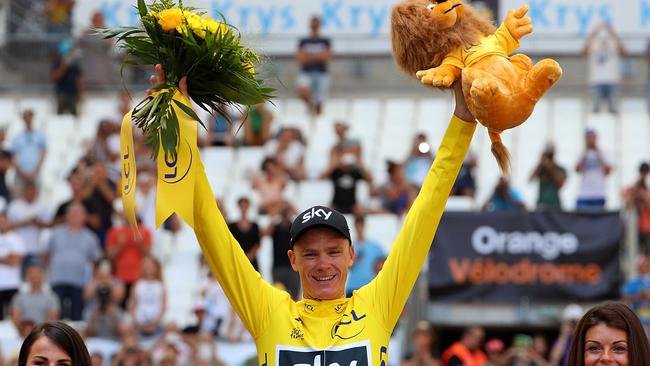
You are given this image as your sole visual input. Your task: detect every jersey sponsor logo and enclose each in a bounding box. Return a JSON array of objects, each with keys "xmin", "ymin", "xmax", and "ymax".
[
  {"xmin": 277, "ymin": 341, "xmax": 370, "ymax": 366},
  {"xmin": 332, "ymin": 310, "xmax": 366, "ymax": 340},
  {"xmin": 301, "ymin": 207, "xmax": 333, "ymax": 224},
  {"xmin": 291, "ymin": 327, "xmax": 305, "ymax": 340}
]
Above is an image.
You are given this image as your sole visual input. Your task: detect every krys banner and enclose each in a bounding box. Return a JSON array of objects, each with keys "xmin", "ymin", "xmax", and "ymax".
[{"xmin": 428, "ymin": 211, "xmax": 623, "ymax": 302}]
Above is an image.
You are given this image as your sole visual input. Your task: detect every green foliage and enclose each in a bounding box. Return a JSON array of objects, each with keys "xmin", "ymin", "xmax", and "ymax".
[{"xmin": 98, "ymin": 0, "xmax": 274, "ymax": 159}]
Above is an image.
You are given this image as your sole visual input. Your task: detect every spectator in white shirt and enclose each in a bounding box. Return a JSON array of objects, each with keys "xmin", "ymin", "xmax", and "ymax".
[
  {"xmin": 7, "ymin": 181, "xmax": 50, "ymax": 266},
  {"xmin": 576, "ymin": 128, "xmax": 612, "ymax": 210},
  {"xmin": 0, "ymin": 212, "xmax": 25, "ymax": 320}
]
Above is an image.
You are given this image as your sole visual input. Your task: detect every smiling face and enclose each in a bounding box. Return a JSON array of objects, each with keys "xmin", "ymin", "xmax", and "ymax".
[
  {"xmin": 425, "ymin": 0, "xmax": 465, "ymax": 29},
  {"xmin": 26, "ymin": 336, "xmax": 73, "ymax": 366},
  {"xmin": 584, "ymin": 323, "xmax": 628, "ymax": 366},
  {"xmin": 288, "ymin": 227, "xmax": 355, "ymax": 300}
]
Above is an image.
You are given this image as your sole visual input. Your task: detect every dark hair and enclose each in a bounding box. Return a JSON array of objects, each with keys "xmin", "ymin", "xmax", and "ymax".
[
  {"xmin": 567, "ymin": 303, "xmax": 650, "ymax": 366},
  {"xmin": 19, "ymin": 321, "xmax": 92, "ymax": 366},
  {"xmin": 386, "ymin": 161, "xmax": 400, "ymax": 175},
  {"xmin": 261, "ymin": 157, "xmax": 278, "ymax": 173},
  {"xmin": 640, "ymin": 162, "xmax": 649, "ymax": 174}
]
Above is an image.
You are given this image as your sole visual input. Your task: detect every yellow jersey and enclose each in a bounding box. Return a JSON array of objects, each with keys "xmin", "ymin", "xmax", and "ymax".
[
  {"xmin": 191, "ymin": 115, "xmax": 476, "ymax": 366},
  {"xmin": 442, "ymin": 23, "xmax": 520, "ymax": 69}
]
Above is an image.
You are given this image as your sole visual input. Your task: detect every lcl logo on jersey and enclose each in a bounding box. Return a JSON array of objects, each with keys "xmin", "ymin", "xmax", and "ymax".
[
  {"xmin": 332, "ymin": 311, "xmax": 366, "ymax": 340},
  {"xmin": 277, "ymin": 343, "xmax": 369, "ymax": 366},
  {"xmin": 301, "ymin": 207, "xmax": 333, "ymax": 224}
]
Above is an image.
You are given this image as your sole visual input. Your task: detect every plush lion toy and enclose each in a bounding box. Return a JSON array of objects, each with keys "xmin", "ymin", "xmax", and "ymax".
[{"xmin": 391, "ymin": 0, "xmax": 562, "ymax": 175}]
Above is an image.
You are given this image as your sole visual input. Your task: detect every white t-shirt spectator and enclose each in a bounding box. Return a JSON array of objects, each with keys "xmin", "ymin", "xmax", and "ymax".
[
  {"xmin": 0, "ymin": 232, "xmax": 26, "ymax": 291},
  {"xmin": 587, "ymin": 30, "xmax": 622, "ymax": 85},
  {"xmin": 578, "ymin": 150, "xmax": 612, "ymax": 200},
  {"xmin": 7, "ymin": 199, "xmax": 50, "ymax": 255},
  {"xmin": 264, "ymin": 140, "xmax": 305, "ymax": 173},
  {"xmin": 133, "ymin": 279, "xmax": 164, "ymax": 325}
]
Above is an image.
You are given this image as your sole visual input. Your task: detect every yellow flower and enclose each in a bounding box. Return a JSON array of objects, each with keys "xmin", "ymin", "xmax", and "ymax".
[
  {"xmin": 242, "ymin": 61, "xmax": 255, "ymax": 75},
  {"xmin": 156, "ymin": 8, "xmax": 183, "ymax": 32},
  {"xmin": 205, "ymin": 18, "xmax": 229, "ymax": 36},
  {"xmin": 181, "ymin": 11, "xmax": 206, "ymax": 38}
]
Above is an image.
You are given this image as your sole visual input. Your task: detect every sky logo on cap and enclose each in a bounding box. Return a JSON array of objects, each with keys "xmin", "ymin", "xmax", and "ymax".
[{"xmin": 301, "ymin": 207, "xmax": 333, "ymax": 224}]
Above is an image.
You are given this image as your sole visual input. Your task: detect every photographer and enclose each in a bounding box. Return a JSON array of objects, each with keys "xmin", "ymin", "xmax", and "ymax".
[
  {"xmin": 529, "ymin": 144, "xmax": 566, "ymax": 210},
  {"xmin": 84, "ymin": 259, "xmax": 125, "ymax": 341}
]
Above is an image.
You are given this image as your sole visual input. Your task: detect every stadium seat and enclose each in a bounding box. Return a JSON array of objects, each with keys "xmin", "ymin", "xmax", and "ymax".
[
  {"xmin": 282, "ymin": 98, "xmax": 310, "ymax": 124},
  {"xmin": 415, "ymin": 97, "xmax": 452, "ymax": 147},
  {"xmin": 550, "ymin": 98, "xmax": 580, "ymax": 210},
  {"xmin": 620, "ymin": 98, "xmax": 647, "ymax": 116},
  {"xmin": 305, "ymin": 117, "xmax": 337, "ymax": 179},
  {"xmin": 512, "ymin": 100, "xmax": 551, "ymax": 209},
  {"xmin": 224, "ymin": 180, "xmax": 261, "ymax": 221},
  {"xmin": 283, "ymin": 180, "xmax": 299, "ymax": 207},
  {"xmin": 620, "ymin": 111, "xmax": 650, "ymax": 185},
  {"xmin": 348, "ymin": 98, "xmax": 382, "ymax": 166},
  {"xmin": 81, "ymin": 95, "xmax": 119, "ymax": 122},
  {"xmin": 258, "ymin": 235, "xmax": 273, "ymax": 282},
  {"xmin": 0, "ymin": 96, "xmax": 17, "ymax": 126},
  {"xmin": 163, "ymin": 225, "xmax": 202, "ymax": 326},
  {"xmin": 202, "ymin": 147, "xmax": 235, "ymax": 197},
  {"xmin": 364, "ymin": 214, "xmax": 400, "ymax": 254},
  {"xmin": 297, "ymin": 179, "xmax": 333, "ymax": 210},
  {"xmin": 266, "ymin": 99, "xmax": 283, "ymax": 119},
  {"xmin": 233, "ymin": 146, "xmax": 266, "ymax": 181},
  {"xmin": 473, "ymin": 132, "xmax": 501, "ymax": 206},
  {"xmin": 551, "ymin": 98, "xmax": 585, "ymax": 195},
  {"xmin": 376, "ymin": 98, "xmax": 417, "ymax": 166},
  {"xmin": 322, "ymin": 98, "xmax": 349, "ymax": 121},
  {"xmin": 44, "ymin": 114, "xmax": 77, "ymax": 147},
  {"xmin": 446, "ymin": 196, "xmax": 475, "ymax": 211}
]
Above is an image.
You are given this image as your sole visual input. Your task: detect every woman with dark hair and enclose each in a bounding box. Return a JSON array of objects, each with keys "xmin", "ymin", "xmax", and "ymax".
[
  {"xmin": 18, "ymin": 320, "xmax": 92, "ymax": 366},
  {"xmin": 568, "ymin": 303, "xmax": 650, "ymax": 366}
]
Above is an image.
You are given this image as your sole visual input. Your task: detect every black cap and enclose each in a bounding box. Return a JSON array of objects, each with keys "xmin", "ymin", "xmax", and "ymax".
[{"xmin": 290, "ymin": 206, "xmax": 351, "ymax": 246}]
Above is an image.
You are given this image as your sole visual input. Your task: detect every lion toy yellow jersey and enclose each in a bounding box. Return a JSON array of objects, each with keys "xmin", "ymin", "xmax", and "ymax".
[{"xmin": 391, "ymin": 0, "xmax": 562, "ymax": 175}]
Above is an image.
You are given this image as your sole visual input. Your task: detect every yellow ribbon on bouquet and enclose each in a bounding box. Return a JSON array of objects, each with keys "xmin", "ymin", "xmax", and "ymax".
[
  {"xmin": 155, "ymin": 91, "xmax": 199, "ymax": 228},
  {"xmin": 120, "ymin": 90, "xmax": 201, "ymax": 230},
  {"xmin": 120, "ymin": 110, "xmax": 138, "ymax": 229}
]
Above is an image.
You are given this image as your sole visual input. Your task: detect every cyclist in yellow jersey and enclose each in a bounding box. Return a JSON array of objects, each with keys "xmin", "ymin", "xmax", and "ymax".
[{"xmin": 151, "ymin": 64, "xmax": 477, "ymax": 366}]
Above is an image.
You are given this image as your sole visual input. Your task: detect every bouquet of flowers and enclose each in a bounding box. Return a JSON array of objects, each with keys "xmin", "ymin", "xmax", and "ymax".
[{"xmin": 100, "ymin": 0, "xmax": 273, "ymax": 159}]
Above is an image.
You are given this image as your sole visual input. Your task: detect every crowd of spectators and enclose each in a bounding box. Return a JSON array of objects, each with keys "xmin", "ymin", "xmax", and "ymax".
[{"xmin": 0, "ymin": 100, "xmax": 645, "ymax": 365}]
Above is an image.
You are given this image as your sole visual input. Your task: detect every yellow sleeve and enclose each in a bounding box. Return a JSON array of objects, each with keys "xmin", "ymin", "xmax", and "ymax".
[
  {"xmin": 192, "ymin": 161, "xmax": 284, "ymax": 338},
  {"xmin": 441, "ymin": 49, "xmax": 465, "ymax": 69},
  {"xmin": 493, "ymin": 22, "xmax": 520, "ymax": 55},
  {"xmin": 355, "ymin": 115, "xmax": 476, "ymax": 331}
]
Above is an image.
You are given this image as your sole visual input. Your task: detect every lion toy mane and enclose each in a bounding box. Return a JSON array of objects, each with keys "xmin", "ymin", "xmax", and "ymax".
[{"xmin": 391, "ymin": 0, "xmax": 562, "ymax": 175}]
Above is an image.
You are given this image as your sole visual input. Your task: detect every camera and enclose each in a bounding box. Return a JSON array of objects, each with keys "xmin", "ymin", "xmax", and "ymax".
[{"xmin": 96, "ymin": 285, "xmax": 112, "ymax": 310}]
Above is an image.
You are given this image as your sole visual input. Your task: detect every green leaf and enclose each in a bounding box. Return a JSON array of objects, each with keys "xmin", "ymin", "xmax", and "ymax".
[
  {"xmin": 138, "ymin": 0, "xmax": 147, "ymax": 17},
  {"xmin": 172, "ymin": 99, "xmax": 201, "ymax": 123}
]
